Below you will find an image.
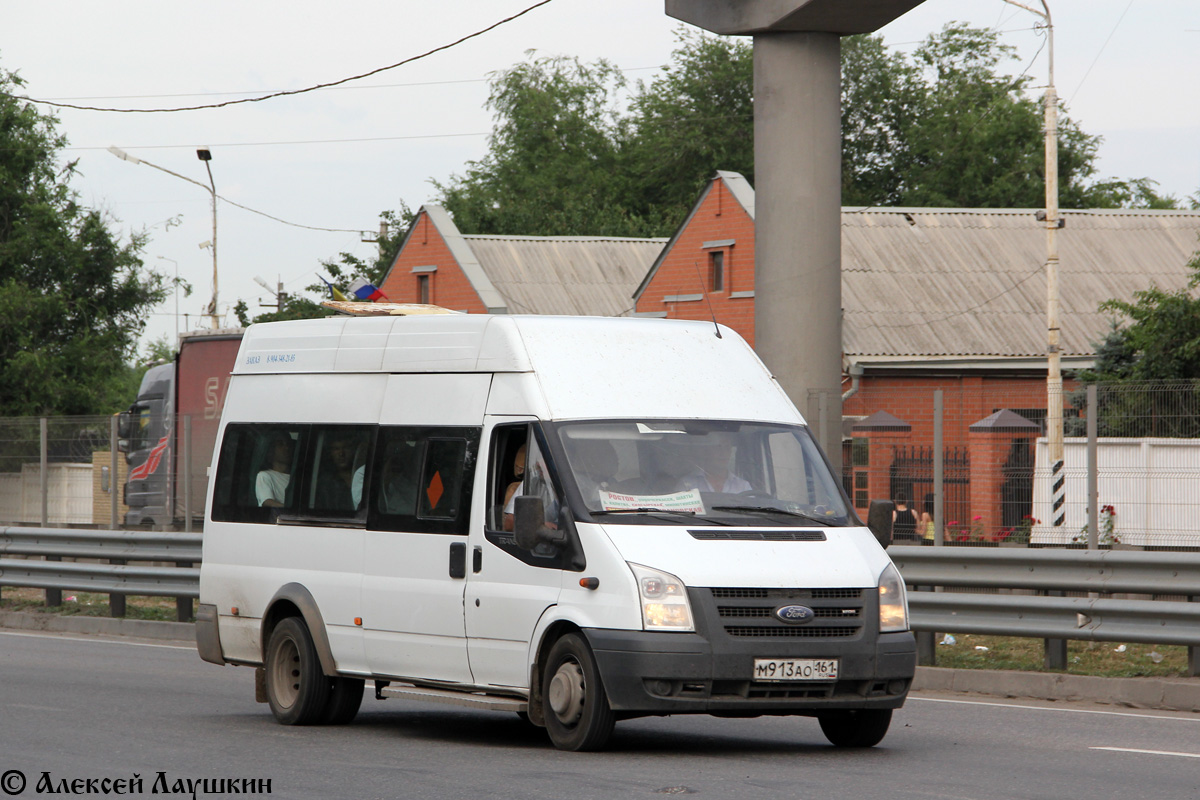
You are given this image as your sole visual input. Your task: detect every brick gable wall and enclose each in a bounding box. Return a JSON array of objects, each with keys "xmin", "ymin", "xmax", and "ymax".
[
  {"xmin": 378, "ymin": 211, "xmax": 488, "ymax": 313},
  {"xmin": 635, "ymin": 180, "xmax": 757, "ymax": 346}
]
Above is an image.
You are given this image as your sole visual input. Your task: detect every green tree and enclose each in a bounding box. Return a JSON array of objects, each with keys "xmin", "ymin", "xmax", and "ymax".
[
  {"xmin": 0, "ymin": 66, "xmax": 167, "ymax": 416},
  {"xmin": 435, "ymin": 25, "xmax": 1176, "ymax": 235},
  {"xmin": 620, "ymin": 29, "xmax": 755, "ymax": 227},
  {"xmin": 434, "ymin": 56, "xmax": 644, "ymax": 236},
  {"xmin": 1069, "ymin": 240, "xmax": 1200, "ymax": 436}
]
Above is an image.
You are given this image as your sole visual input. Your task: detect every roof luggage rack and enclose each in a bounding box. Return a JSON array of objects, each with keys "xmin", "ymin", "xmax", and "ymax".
[{"xmin": 319, "ymin": 301, "xmax": 461, "ymax": 317}]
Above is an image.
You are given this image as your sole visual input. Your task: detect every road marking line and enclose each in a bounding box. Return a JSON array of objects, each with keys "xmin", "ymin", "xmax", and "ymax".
[
  {"xmin": 0, "ymin": 630, "xmax": 193, "ymax": 651},
  {"xmin": 910, "ymin": 696, "xmax": 1200, "ymax": 722},
  {"xmin": 1091, "ymin": 747, "xmax": 1200, "ymax": 759}
]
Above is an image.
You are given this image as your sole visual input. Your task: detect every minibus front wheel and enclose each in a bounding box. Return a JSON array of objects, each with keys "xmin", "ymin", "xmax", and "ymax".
[
  {"xmin": 542, "ymin": 633, "xmax": 615, "ymax": 751},
  {"xmin": 265, "ymin": 617, "xmax": 329, "ymax": 725},
  {"xmin": 817, "ymin": 708, "xmax": 892, "ymax": 747}
]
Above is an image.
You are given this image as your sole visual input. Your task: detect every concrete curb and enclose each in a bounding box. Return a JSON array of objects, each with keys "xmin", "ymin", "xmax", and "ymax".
[
  {"xmin": 0, "ymin": 610, "xmax": 194, "ymax": 643},
  {"xmin": 914, "ymin": 666, "xmax": 1200, "ymax": 713}
]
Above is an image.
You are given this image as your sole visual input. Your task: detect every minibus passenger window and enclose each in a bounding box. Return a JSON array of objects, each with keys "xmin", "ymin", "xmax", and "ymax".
[
  {"xmin": 302, "ymin": 425, "xmax": 372, "ymax": 518},
  {"xmin": 366, "ymin": 426, "xmax": 480, "ymax": 536},
  {"xmin": 210, "ymin": 424, "xmax": 306, "ymax": 523}
]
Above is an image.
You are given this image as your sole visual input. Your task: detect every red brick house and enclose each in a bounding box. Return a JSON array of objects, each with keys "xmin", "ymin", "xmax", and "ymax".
[{"xmin": 378, "ymin": 205, "xmax": 665, "ymax": 316}]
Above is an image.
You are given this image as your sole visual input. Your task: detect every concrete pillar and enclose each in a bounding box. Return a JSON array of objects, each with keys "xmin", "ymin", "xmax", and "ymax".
[{"xmin": 753, "ymin": 32, "xmax": 844, "ymax": 470}]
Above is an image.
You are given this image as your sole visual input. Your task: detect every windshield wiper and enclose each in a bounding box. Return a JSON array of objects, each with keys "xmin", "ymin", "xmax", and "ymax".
[
  {"xmin": 711, "ymin": 505, "xmax": 838, "ymax": 526},
  {"xmin": 594, "ymin": 508, "xmax": 731, "ymax": 526}
]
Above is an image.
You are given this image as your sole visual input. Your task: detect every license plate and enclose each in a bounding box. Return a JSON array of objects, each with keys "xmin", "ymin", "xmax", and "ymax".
[{"xmin": 753, "ymin": 658, "xmax": 839, "ymax": 682}]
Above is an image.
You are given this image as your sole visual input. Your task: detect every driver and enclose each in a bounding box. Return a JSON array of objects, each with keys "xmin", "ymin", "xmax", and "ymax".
[{"xmin": 679, "ymin": 439, "xmax": 751, "ymax": 494}]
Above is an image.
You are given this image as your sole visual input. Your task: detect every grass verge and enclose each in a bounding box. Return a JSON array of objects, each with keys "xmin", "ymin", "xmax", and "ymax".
[
  {"xmin": 931, "ymin": 632, "xmax": 1192, "ymax": 678},
  {"xmin": 0, "ymin": 586, "xmax": 190, "ymax": 623}
]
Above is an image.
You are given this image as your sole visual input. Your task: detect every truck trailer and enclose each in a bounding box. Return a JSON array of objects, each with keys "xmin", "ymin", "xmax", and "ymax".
[{"xmin": 119, "ymin": 328, "xmax": 243, "ymax": 528}]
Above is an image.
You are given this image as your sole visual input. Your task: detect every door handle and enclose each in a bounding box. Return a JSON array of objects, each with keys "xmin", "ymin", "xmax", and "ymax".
[
  {"xmin": 448, "ymin": 542, "xmax": 466, "ymax": 579},
  {"xmin": 472, "ymin": 545, "xmax": 483, "ymax": 573}
]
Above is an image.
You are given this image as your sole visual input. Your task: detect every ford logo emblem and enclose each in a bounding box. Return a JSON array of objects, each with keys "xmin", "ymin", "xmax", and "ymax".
[{"xmin": 775, "ymin": 605, "xmax": 815, "ymax": 624}]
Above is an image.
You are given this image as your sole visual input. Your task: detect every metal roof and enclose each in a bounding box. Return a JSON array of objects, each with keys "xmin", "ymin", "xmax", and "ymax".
[
  {"xmin": 464, "ymin": 234, "xmax": 667, "ymax": 317},
  {"xmin": 841, "ymin": 207, "xmax": 1200, "ymax": 360}
]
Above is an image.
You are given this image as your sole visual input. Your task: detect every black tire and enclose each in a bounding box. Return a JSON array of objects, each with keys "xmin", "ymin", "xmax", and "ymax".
[
  {"xmin": 817, "ymin": 708, "xmax": 892, "ymax": 747},
  {"xmin": 321, "ymin": 677, "xmax": 364, "ymax": 725},
  {"xmin": 265, "ymin": 617, "xmax": 330, "ymax": 725},
  {"xmin": 541, "ymin": 633, "xmax": 615, "ymax": 751}
]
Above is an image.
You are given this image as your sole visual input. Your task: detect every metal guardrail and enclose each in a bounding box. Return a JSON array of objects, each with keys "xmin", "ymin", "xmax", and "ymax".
[
  {"xmin": 890, "ymin": 545, "xmax": 1200, "ymax": 675},
  {"xmin": 0, "ymin": 526, "xmax": 200, "ymax": 621},
  {"xmin": 1, "ymin": 532, "xmax": 1198, "ymax": 669}
]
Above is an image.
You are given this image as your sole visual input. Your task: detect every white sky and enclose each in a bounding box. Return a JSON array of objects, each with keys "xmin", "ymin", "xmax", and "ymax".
[{"xmin": 3, "ymin": 0, "xmax": 1197, "ymax": 353}]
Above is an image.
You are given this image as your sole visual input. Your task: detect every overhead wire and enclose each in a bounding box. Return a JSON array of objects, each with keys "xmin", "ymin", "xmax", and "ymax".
[
  {"xmin": 14, "ymin": 0, "xmax": 558, "ymax": 113},
  {"xmin": 1067, "ymin": 0, "xmax": 1137, "ymax": 105}
]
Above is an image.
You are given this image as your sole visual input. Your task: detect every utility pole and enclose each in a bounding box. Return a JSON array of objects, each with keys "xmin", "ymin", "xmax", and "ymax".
[{"xmin": 1005, "ymin": 1, "xmax": 1064, "ymax": 531}]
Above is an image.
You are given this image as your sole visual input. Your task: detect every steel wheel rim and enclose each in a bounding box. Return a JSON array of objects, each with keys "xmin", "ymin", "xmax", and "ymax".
[
  {"xmin": 270, "ymin": 636, "xmax": 301, "ymax": 709},
  {"xmin": 547, "ymin": 658, "xmax": 585, "ymax": 726}
]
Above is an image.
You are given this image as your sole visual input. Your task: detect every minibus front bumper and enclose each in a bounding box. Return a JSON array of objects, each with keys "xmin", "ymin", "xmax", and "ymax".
[{"xmin": 584, "ymin": 627, "xmax": 916, "ymax": 714}]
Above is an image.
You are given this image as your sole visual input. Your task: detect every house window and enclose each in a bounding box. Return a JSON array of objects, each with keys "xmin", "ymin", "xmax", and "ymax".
[
  {"xmin": 709, "ymin": 250, "xmax": 724, "ymax": 292},
  {"xmin": 417, "ymin": 274, "xmax": 431, "ymax": 304}
]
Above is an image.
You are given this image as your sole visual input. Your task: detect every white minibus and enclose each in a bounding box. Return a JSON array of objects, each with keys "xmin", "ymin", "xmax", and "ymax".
[{"xmin": 196, "ymin": 311, "xmax": 915, "ymax": 751}]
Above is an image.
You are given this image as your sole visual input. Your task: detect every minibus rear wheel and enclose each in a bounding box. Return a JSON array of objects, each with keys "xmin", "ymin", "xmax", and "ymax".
[
  {"xmin": 817, "ymin": 708, "xmax": 892, "ymax": 747},
  {"xmin": 265, "ymin": 617, "xmax": 330, "ymax": 725},
  {"xmin": 541, "ymin": 633, "xmax": 615, "ymax": 751},
  {"xmin": 321, "ymin": 677, "xmax": 364, "ymax": 725}
]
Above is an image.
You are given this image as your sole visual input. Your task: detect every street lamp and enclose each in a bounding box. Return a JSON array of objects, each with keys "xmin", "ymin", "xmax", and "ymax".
[
  {"xmin": 108, "ymin": 145, "xmax": 221, "ymax": 329},
  {"xmin": 156, "ymin": 255, "xmax": 179, "ymax": 340}
]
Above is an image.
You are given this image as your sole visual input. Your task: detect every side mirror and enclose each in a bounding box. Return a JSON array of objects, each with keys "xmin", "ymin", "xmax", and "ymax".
[
  {"xmin": 513, "ymin": 495, "xmax": 565, "ymax": 551},
  {"xmin": 116, "ymin": 411, "xmax": 132, "ymax": 441},
  {"xmin": 867, "ymin": 499, "xmax": 895, "ymax": 549}
]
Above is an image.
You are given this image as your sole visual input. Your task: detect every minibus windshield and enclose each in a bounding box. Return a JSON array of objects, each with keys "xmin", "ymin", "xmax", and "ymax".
[{"xmin": 554, "ymin": 420, "xmax": 853, "ymax": 526}]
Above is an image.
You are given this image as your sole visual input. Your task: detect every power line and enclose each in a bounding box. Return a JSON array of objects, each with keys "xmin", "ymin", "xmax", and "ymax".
[
  {"xmin": 1068, "ymin": 0, "xmax": 1137, "ymax": 105},
  {"xmin": 35, "ymin": 65, "xmax": 667, "ymax": 104},
  {"xmin": 64, "ymin": 131, "xmax": 490, "ymax": 153},
  {"xmin": 14, "ymin": 0, "xmax": 557, "ymax": 114}
]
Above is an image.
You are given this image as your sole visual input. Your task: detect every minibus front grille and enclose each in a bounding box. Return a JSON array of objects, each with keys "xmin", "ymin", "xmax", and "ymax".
[
  {"xmin": 689, "ymin": 530, "xmax": 826, "ymax": 542},
  {"xmin": 723, "ymin": 625, "xmax": 859, "ymax": 638},
  {"xmin": 709, "ymin": 588, "xmax": 863, "ymax": 600},
  {"xmin": 717, "ymin": 606, "xmax": 860, "ymax": 619},
  {"xmin": 706, "ymin": 587, "xmax": 868, "ymax": 639}
]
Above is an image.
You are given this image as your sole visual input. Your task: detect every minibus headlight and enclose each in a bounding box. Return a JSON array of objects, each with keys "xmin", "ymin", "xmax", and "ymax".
[
  {"xmin": 878, "ymin": 562, "xmax": 909, "ymax": 633},
  {"xmin": 629, "ymin": 563, "xmax": 694, "ymax": 632}
]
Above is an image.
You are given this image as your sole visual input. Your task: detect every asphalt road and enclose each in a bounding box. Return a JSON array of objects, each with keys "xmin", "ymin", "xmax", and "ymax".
[{"xmin": 1, "ymin": 629, "xmax": 1197, "ymax": 800}]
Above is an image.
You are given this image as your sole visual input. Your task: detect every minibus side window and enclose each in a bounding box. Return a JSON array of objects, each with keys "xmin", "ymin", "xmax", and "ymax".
[
  {"xmin": 210, "ymin": 424, "xmax": 307, "ymax": 523},
  {"xmin": 296, "ymin": 425, "xmax": 373, "ymax": 522},
  {"xmin": 485, "ymin": 423, "xmax": 571, "ymax": 570},
  {"xmin": 367, "ymin": 426, "xmax": 479, "ymax": 535}
]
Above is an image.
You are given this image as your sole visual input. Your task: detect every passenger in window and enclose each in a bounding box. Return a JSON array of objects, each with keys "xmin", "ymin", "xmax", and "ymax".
[
  {"xmin": 504, "ymin": 444, "xmax": 558, "ymax": 532},
  {"xmin": 502, "ymin": 443, "xmax": 526, "ymax": 512},
  {"xmin": 256, "ymin": 434, "xmax": 295, "ymax": 508},
  {"xmin": 679, "ymin": 438, "xmax": 751, "ymax": 494},
  {"xmin": 316, "ymin": 434, "xmax": 359, "ymax": 512}
]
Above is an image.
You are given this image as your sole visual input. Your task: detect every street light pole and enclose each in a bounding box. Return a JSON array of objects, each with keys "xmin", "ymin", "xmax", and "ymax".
[
  {"xmin": 196, "ymin": 148, "xmax": 219, "ymax": 329},
  {"xmin": 156, "ymin": 255, "xmax": 180, "ymax": 341},
  {"xmin": 108, "ymin": 146, "xmax": 221, "ymax": 329},
  {"xmin": 1003, "ymin": 0, "xmax": 1064, "ymax": 533}
]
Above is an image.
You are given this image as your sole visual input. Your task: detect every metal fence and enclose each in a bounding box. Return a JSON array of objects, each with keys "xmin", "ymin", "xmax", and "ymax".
[{"xmin": 841, "ymin": 380, "xmax": 1200, "ymax": 550}]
